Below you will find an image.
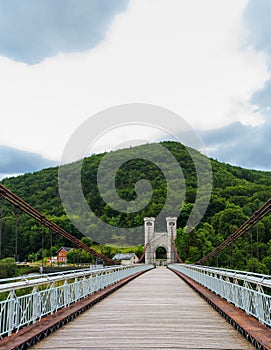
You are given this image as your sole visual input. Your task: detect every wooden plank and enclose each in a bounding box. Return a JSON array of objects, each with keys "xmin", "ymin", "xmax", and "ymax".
[
  {"xmin": 0, "ymin": 268, "xmax": 150, "ymax": 350},
  {"xmin": 170, "ymin": 267, "xmax": 271, "ymax": 350},
  {"xmin": 32, "ymin": 267, "xmax": 254, "ymax": 350}
]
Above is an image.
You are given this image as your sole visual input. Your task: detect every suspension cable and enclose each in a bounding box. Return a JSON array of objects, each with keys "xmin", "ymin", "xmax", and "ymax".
[
  {"xmin": 136, "ymin": 243, "xmax": 149, "ymax": 264},
  {"xmin": 0, "ymin": 197, "xmax": 2, "ymax": 259},
  {"xmin": 195, "ymin": 197, "xmax": 271, "ymax": 265},
  {"xmin": 136, "ymin": 224, "xmax": 151, "ymax": 264},
  {"xmin": 14, "ymin": 206, "xmax": 20, "ymax": 262},
  {"xmin": 49, "ymin": 229, "xmax": 53, "ymax": 266},
  {"xmin": 256, "ymin": 223, "xmax": 259, "ymax": 272},
  {"xmin": 0, "ymin": 183, "xmax": 116, "ymax": 265},
  {"xmin": 171, "ymin": 226, "xmax": 183, "ymax": 263}
]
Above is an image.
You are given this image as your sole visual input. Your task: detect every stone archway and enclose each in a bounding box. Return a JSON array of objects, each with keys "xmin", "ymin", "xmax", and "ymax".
[
  {"xmin": 156, "ymin": 246, "xmax": 167, "ymax": 259},
  {"xmin": 144, "ymin": 217, "xmax": 177, "ymax": 265},
  {"xmin": 155, "ymin": 246, "xmax": 167, "ymax": 266}
]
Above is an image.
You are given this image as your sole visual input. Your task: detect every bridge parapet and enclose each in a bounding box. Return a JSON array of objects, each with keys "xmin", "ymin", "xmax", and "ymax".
[
  {"xmin": 169, "ymin": 264, "xmax": 271, "ymax": 328},
  {"xmin": 0, "ymin": 264, "xmax": 153, "ymax": 338}
]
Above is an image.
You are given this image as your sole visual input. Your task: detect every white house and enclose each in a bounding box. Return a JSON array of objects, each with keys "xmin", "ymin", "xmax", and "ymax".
[{"xmin": 112, "ymin": 253, "xmax": 139, "ymax": 265}]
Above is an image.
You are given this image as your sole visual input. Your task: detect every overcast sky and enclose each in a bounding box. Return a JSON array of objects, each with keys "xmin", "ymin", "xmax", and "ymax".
[{"xmin": 0, "ymin": 0, "xmax": 271, "ymax": 179}]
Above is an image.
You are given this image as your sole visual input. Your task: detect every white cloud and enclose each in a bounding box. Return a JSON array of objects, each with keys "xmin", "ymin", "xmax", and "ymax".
[
  {"xmin": 0, "ymin": 173, "xmax": 22, "ymax": 181},
  {"xmin": 86, "ymin": 124, "xmax": 165, "ymax": 156},
  {"xmin": 0, "ymin": 0, "xmax": 269, "ymax": 161}
]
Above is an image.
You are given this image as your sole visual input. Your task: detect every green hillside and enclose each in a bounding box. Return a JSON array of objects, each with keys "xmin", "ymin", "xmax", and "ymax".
[{"xmin": 1, "ymin": 141, "xmax": 271, "ymax": 272}]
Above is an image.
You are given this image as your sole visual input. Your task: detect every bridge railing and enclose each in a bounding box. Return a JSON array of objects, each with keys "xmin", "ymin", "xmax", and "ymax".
[
  {"xmin": 169, "ymin": 264, "xmax": 271, "ymax": 327},
  {"xmin": 0, "ymin": 264, "xmax": 153, "ymax": 338}
]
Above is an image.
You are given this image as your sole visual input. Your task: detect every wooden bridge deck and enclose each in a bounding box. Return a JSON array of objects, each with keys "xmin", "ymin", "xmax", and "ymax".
[{"xmin": 33, "ymin": 267, "xmax": 254, "ymax": 350}]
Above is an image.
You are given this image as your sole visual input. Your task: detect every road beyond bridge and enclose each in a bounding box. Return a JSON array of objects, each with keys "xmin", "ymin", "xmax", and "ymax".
[{"xmin": 32, "ymin": 267, "xmax": 254, "ymax": 350}]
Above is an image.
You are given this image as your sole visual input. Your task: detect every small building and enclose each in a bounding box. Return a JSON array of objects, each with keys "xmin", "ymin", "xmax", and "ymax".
[
  {"xmin": 112, "ymin": 253, "xmax": 138, "ymax": 265},
  {"xmin": 46, "ymin": 256, "xmax": 58, "ymax": 265},
  {"xmin": 56, "ymin": 247, "xmax": 73, "ymax": 265}
]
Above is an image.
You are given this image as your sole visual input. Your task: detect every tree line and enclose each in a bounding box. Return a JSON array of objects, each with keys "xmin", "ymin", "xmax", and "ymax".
[{"xmin": 0, "ymin": 141, "xmax": 271, "ymax": 272}]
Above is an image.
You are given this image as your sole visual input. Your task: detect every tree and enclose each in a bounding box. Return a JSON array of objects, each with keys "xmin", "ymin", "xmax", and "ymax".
[
  {"xmin": 81, "ymin": 237, "xmax": 93, "ymax": 247},
  {"xmin": 211, "ymin": 206, "xmax": 248, "ymax": 239}
]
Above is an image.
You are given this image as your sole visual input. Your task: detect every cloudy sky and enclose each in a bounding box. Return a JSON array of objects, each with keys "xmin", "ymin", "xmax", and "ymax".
[{"xmin": 0, "ymin": 0, "xmax": 271, "ymax": 180}]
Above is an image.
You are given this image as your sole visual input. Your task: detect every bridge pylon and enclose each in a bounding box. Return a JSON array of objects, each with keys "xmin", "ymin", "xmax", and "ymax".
[
  {"xmin": 144, "ymin": 217, "xmax": 155, "ymax": 264},
  {"xmin": 166, "ymin": 217, "xmax": 177, "ymax": 264},
  {"xmin": 144, "ymin": 216, "xmax": 177, "ymax": 265}
]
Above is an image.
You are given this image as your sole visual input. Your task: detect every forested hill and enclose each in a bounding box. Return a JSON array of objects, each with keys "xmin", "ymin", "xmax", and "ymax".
[{"xmin": 1, "ymin": 141, "xmax": 271, "ymax": 272}]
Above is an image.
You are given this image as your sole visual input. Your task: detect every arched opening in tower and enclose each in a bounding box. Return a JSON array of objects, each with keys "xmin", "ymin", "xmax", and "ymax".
[{"xmin": 155, "ymin": 246, "xmax": 167, "ymax": 260}]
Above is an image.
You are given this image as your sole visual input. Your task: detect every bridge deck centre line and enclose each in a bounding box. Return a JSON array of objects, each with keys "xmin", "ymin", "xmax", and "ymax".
[{"xmin": 32, "ymin": 267, "xmax": 254, "ymax": 350}]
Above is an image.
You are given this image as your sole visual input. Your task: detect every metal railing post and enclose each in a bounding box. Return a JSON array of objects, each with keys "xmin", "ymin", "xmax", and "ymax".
[{"xmin": 169, "ymin": 263, "xmax": 271, "ymax": 327}]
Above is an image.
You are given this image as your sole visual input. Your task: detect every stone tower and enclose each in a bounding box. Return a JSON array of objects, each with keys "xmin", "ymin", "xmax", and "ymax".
[
  {"xmin": 144, "ymin": 216, "xmax": 178, "ymax": 265},
  {"xmin": 144, "ymin": 217, "xmax": 155, "ymax": 264}
]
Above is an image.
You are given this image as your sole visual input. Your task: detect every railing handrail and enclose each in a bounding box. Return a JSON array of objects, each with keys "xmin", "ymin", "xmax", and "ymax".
[
  {"xmin": 170, "ymin": 264, "xmax": 271, "ymax": 327},
  {"xmin": 0, "ymin": 266, "xmax": 107, "ymax": 284},
  {"xmin": 179, "ymin": 264, "xmax": 271, "ymax": 288},
  {"xmin": 0, "ymin": 265, "xmax": 144, "ymax": 293},
  {"xmin": 0, "ymin": 264, "xmax": 153, "ymax": 338}
]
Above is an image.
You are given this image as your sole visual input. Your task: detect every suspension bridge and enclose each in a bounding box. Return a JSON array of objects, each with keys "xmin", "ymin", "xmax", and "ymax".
[{"xmin": 0, "ymin": 183, "xmax": 271, "ymax": 349}]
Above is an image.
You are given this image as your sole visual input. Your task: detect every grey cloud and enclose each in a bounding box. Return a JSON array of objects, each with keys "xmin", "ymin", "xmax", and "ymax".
[
  {"xmin": 244, "ymin": 0, "xmax": 271, "ymax": 112},
  {"xmin": 211, "ymin": 0, "xmax": 271, "ymax": 170},
  {"xmin": 0, "ymin": 0, "xmax": 129, "ymax": 64},
  {"xmin": 251, "ymin": 80, "xmax": 271, "ymax": 109},
  {"xmin": 0, "ymin": 145, "xmax": 57, "ymax": 179},
  {"xmin": 244, "ymin": 0, "xmax": 271, "ymax": 55},
  {"xmin": 198, "ymin": 121, "xmax": 271, "ymax": 170}
]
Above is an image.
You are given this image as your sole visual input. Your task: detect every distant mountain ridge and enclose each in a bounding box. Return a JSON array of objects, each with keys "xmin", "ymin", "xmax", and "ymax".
[{"xmin": 1, "ymin": 141, "xmax": 271, "ymax": 269}]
